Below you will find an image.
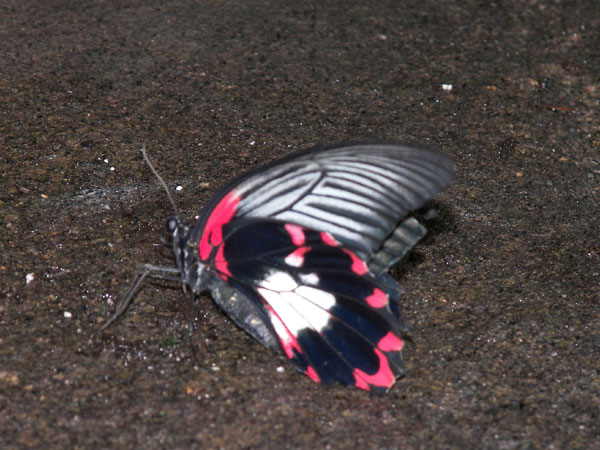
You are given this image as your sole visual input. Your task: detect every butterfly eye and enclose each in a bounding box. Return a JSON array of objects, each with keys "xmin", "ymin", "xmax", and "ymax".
[{"xmin": 166, "ymin": 218, "xmax": 178, "ymax": 234}]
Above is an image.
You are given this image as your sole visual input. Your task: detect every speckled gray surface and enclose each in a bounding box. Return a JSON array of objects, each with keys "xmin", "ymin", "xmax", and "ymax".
[{"xmin": 1, "ymin": 1, "xmax": 599, "ymax": 448}]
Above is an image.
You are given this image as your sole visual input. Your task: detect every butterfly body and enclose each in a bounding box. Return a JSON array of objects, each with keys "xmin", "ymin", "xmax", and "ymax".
[{"xmin": 154, "ymin": 142, "xmax": 454, "ymax": 394}]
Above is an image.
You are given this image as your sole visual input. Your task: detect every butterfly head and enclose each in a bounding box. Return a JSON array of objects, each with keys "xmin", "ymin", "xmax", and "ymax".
[{"xmin": 140, "ymin": 146, "xmax": 211, "ymax": 293}]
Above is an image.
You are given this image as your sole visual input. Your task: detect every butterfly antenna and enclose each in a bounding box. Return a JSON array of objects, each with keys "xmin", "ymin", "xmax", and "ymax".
[{"xmin": 141, "ymin": 145, "xmax": 180, "ymax": 217}]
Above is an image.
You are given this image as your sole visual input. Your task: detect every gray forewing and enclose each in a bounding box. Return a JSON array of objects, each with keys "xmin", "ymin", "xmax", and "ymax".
[{"xmin": 231, "ymin": 143, "xmax": 455, "ymax": 267}]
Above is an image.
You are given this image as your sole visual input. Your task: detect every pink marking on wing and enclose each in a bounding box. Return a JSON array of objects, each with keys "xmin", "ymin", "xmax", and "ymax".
[
  {"xmin": 263, "ymin": 302, "xmax": 302, "ymax": 360},
  {"xmin": 378, "ymin": 331, "xmax": 404, "ymax": 352},
  {"xmin": 365, "ymin": 288, "xmax": 388, "ymax": 308},
  {"xmin": 214, "ymin": 245, "xmax": 231, "ymax": 280},
  {"xmin": 354, "ymin": 374, "xmax": 370, "ymax": 391},
  {"xmin": 343, "ymin": 249, "xmax": 368, "ymax": 275},
  {"xmin": 305, "ymin": 366, "xmax": 321, "ymax": 383},
  {"xmin": 353, "ymin": 348, "xmax": 396, "ymax": 390},
  {"xmin": 320, "ymin": 232, "xmax": 338, "ymax": 246},
  {"xmin": 284, "ymin": 246, "xmax": 311, "ymax": 267},
  {"xmin": 199, "ymin": 191, "xmax": 240, "ymax": 260},
  {"xmin": 284, "ymin": 223, "xmax": 306, "ymax": 246}
]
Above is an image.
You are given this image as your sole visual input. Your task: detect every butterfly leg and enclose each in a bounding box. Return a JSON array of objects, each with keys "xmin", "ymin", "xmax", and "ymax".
[{"xmin": 93, "ymin": 264, "xmax": 181, "ymax": 338}]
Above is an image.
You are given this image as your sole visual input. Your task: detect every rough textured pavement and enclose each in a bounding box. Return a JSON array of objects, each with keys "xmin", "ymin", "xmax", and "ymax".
[{"xmin": 1, "ymin": 1, "xmax": 599, "ymax": 448}]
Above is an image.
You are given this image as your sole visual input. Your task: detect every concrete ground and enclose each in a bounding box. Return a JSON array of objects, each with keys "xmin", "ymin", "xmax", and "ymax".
[{"xmin": 1, "ymin": 1, "xmax": 598, "ymax": 448}]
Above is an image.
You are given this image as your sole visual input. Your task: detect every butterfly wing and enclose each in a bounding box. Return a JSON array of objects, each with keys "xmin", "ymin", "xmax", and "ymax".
[
  {"xmin": 194, "ymin": 142, "xmax": 455, "ymax": 275},
  {"xmin": 207, "ymin": 219, "xmax": 407, "ymax": 393},
  {"xmin": 190, "ymin": 142, "xmax": 454, "ymax": 391}
]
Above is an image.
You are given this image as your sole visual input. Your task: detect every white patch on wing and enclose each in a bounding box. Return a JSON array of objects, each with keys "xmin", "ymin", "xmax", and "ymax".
[
  {"xmin": 284, "ymin": 253, "xmax": 303, "ymax": 267},
  {"xmin": 257, "ymin": 271, "xmax": 334, "ymax": 335},
  {"xmin": 259, "ymin": 271, "xmax": 298, "ymax": 291},
  {"xmin": 295, "ymin": 286, "xmax": 335, "ymax": 310},
  {"xmin": 281, "ymin": 291, "xmax": 331, "ymax": 331},
  {"xmin": 299, "ymin": 272, "xmax": 319, "ymax": 285},
  {"xmin": 258, "ymin": 288, "xmax": 308, "ymax": 335}
]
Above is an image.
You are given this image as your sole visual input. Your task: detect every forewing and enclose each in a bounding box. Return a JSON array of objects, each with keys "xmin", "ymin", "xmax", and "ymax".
[
  {"xmin": 209, "ymin": 219, "xmax": 408, "ymax": 393},
  {"xmin": 195, "ymin": 142, "xmax": 455, "ymax": 266}
]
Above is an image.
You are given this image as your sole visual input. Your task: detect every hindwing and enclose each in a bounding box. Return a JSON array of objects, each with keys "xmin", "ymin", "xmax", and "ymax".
[{"xmin": 206, "ymin": 219, "xmax": 407, "ymax": 393}]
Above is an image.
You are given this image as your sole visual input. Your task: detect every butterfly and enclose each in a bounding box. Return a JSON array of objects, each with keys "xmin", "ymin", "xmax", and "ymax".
[{"xmin": 100, "ymin": 142, "xmax": 455, "ymax": 394}]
